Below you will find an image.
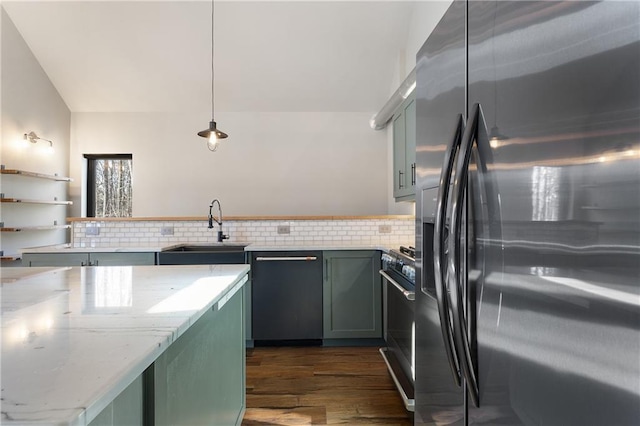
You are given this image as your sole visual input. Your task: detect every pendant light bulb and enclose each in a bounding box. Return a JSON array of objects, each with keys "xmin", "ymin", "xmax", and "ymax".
[{"xmin": 208, "ymin": 135, "xmax": 220, "ymax": 152}]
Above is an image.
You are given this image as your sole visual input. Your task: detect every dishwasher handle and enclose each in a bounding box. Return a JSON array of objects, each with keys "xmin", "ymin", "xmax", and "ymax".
[
  {"xmin": 255, "ymin": 256, "xmax": 318, "ymax": 261},
  {"xmin": 380, "ymin": 270, "xmax": 415, "ymax": 301}
]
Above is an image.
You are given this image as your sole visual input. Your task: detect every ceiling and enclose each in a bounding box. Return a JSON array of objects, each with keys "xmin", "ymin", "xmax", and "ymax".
[{"xmin": 3, "ymin": 1, "xmax": 417, "ymax": 114}]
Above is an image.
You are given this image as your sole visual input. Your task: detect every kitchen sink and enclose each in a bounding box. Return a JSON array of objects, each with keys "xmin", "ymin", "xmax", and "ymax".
[
  {"xmin": 162, "ymin": 244, "xmax": 247, "ymax": 253},
  {"xmin": 158, "ymin": 244, "xmax": 247, "ymax": 265}
]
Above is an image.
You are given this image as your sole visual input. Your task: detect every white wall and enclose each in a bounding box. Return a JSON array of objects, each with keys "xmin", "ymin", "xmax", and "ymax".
[
  {"xmin": 1, "ymin": 8, "xmax": 71, "ymax": 256},
  {"xmin": 2, "ymin": 1, "xmax": 452, "ymax": 226},
  {"xmin": 404, "ymin": 1, "xmax": 452, "ymax": 75},
  {"xmin": 70, "ymin": 111, "xmax": 388, "ymax": 217},
  {"xmin": 73, "ymin": 0, "xmax": 452, "ymax": 219}
]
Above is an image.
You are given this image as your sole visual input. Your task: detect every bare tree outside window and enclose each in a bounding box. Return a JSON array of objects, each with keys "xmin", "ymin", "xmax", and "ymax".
[{"xmin": 85, "ymin": 154, "xmax": 132, "ymax": 217}]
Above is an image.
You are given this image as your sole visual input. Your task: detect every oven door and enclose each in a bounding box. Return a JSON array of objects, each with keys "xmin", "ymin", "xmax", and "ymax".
[{"xmin": 380, "ymin": 269, "xmax": 415, "ymax": 412}]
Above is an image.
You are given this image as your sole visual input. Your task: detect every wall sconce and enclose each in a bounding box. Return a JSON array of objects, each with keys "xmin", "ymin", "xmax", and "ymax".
[{"xmin": 24, "ymin": 131, "xmax": 53, "ymax": 153}]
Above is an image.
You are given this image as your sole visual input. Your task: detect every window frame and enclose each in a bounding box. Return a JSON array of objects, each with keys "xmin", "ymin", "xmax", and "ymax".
[{"xmin": 84, "ymin": 154, "xmax": 133, "ymax": 218}]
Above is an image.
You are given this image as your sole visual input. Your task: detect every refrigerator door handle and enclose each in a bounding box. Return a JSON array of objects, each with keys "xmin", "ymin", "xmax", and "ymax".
[
  {"xmin": 448, "ymin": 103, "xmax": 482, "ymax": 408},
  {"xmin": 433, "ymin": 114, "xmax": 465, "ymax": 386}
]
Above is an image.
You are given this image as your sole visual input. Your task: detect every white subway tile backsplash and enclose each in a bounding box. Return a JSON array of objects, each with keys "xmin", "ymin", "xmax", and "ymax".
[{"xmin": 71, "ymin": 217, "xmax": 415, "ymax": 248}]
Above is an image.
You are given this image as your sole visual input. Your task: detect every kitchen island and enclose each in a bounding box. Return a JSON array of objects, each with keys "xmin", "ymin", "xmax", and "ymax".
[{"xmin": 0, "ymin": 264, "xmax": 249, "ymax": 425}]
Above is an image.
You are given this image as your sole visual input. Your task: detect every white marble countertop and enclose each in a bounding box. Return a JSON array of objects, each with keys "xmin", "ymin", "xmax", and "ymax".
[
  {"xmin": 20, "ymin": 241, "xmax": 396, "ymax": 254},
  {"xmin": 0, "ymin": 264, "xmax": 250, "ymax": 425},
  {"xmin": 244, "ymin": 241, "xmax": 393, "ymax": 252},
  {"xmin": 20, "ymin": 244, "xmax": 167, "ymax": 253}
]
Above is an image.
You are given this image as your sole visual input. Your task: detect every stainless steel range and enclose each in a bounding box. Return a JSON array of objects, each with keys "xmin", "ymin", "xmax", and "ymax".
[{"xmin": 379, "ymin": 246, "xmax": 415, "ymax": 412}]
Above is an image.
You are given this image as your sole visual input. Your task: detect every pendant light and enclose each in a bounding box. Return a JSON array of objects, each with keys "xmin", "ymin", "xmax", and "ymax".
[
  {"xmin": 197, "ymin": 0, "xmax": 227, "ymax": 151},
  {"xmin": 488, "ymin": 126, "xmax": 506, "ymax": 149}
]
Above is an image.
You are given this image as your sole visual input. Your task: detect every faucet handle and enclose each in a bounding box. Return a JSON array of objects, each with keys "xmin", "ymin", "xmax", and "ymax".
[{"xmin": 217, "ymin": 231, "xmax": 229, "ymax": 242}]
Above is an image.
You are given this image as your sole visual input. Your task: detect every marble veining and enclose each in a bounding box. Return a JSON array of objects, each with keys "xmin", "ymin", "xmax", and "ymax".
[{"xmin": 0, "ymin": 264, "xmax": 249, "ymax": 425}]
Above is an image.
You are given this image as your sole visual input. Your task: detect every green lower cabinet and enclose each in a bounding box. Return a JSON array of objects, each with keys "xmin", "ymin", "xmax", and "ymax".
[
  {"xmin": 23, "ymin": 252, "xmax": 89, "ymax": 266},
  {"xmin": 22, "ymin": 252, "xmax": 155, "ymax": 266},
  {"xmin": 323, "ymin": 250, "xmax": 382, "ymax": 339},
  {"xmin": 88, "ymin": 375, "xmax": 144, "ymax": 426},
  {"xmin": 90, "ymin": 252, "xmax": 156, "ymax": 266},
  {"xmin": 88, "ymin": 281, "xmax": 246, "ymax": 426},
  {"xmin": 154, "ymin": 285, "xmax": 245, "ymax": 426}
]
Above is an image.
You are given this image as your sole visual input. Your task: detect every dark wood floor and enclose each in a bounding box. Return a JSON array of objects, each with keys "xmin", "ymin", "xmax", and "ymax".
[{"xmin": 242, "ymin": 346, "xmax": 413, "ymax": 425}]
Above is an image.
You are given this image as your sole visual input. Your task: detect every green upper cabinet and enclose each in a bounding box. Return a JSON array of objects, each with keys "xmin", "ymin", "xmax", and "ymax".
[
  {"xmin": 323, "ymin": 250, "xmax": 382, "ymax": 339},
  {"xmin": 392, "ymin": 93, "xmax": 416, "ymax": 201}
]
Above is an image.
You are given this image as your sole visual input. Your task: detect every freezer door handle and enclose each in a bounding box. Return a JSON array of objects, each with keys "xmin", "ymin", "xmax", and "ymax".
[
  {"xmin": 433, "ymin": 114, "xmax": 464, "ymax": 386},
  {"xmin": 448, "ymin": 103, "xmax": 482, "ymax": 408}
]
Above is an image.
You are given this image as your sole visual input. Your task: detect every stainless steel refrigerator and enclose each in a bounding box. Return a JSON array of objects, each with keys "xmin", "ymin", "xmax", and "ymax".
[{"xmin": 414, "ymin": 1, "xmax": 640, "ymax": 424}]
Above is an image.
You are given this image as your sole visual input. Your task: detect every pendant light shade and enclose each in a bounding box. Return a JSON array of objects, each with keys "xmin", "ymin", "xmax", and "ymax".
[
  {"xmin": 197, "ymin": 120, "xmax": 228, "ymax": 140},
  {"xmin": 198, "ymin": 0, "xmax": 227, "ymax": 150}
]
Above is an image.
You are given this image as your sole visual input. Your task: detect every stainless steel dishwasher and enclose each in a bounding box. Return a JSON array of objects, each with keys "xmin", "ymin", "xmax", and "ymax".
[{"xmin": 251, "ymin": 251, "xmax": 323, "ymax": 344}]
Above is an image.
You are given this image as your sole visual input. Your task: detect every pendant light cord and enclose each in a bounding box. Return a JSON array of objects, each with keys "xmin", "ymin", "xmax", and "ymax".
[{"xmin": 211, "ymin": 0, "xmax": 215, "ymax": 119}]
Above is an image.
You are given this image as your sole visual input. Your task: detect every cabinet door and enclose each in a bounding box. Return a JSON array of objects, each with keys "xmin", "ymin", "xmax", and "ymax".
[
  {"xmin": 23, "ymin": 252, "xmax": 89, "ymax": 266},
  {"xmin": 323, "ymin": 251, "xmax": 382, "ymax": 339},
  {"xmin": 90, "ymin": 252, "xmax": 155, "ymax": 266},
  {"xmin": 393, "ymin": 112, "xmax": 407, "ymax": 198},
  {"xmin": 393, "ymin": 94, "xmax": 417, "ymax": 201},
  {"xmin": 404, "ymin": 96, "xmax": 416, "ymax": 194}
]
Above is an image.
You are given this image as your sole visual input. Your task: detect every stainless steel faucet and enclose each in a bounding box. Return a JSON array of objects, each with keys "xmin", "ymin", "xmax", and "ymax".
[{"xmin": 208, "ymin": 199, "xmax": 229, "ymax": 243}]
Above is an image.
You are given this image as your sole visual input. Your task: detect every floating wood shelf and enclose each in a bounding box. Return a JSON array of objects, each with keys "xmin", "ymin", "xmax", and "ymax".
[
  {"xmin": 1, "ymin": 166, "xmax": 73, "ymax": 259},
  {"xmin": 1, "ymin": 225, "xmax": 71, "ymax": 232},
  {"xmin": 1, "ymin": 255, "xmax": 21, "ymax": 261},
  {"xmin": 0, "ymin": 167, "xmax": 72, "ymax": 182},
  {"xmin": 1, "ymin": 198, "xmax": 73, "ymax": 205}
]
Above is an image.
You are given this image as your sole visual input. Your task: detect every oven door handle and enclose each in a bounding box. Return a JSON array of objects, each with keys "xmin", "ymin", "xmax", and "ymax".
[{"xmin": 380, "ymin": 270, "xmax": 415, "ymax": 301}]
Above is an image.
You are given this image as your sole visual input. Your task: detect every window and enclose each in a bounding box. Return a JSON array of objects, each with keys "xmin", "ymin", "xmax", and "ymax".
[{"xmin": 85, "ymin": 154, "xmax": 133, "ymax": 217}]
